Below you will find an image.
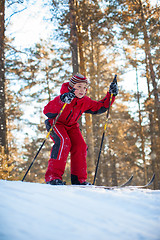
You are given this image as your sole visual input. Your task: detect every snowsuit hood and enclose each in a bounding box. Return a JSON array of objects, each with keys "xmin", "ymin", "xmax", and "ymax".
[{"xmin": 60, "ymin": 82, "xmax": 70, "ymax": 95}]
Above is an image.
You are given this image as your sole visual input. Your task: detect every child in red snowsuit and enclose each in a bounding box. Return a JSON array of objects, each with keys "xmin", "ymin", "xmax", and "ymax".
[{"xmin": 43, "ymin": 73, "xmax": 118, "ymax": 185}]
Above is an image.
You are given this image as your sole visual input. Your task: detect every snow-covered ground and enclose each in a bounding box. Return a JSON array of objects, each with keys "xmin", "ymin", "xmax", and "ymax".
[{"xmin": 0, "ymin": 180, "xmax": 160, "ymax": 240}]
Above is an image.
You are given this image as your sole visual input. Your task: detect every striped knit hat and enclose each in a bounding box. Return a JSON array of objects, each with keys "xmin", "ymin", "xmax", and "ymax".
[{"xmin": 68, "ymin": 73, "xmax": 88, "ymax": 90}]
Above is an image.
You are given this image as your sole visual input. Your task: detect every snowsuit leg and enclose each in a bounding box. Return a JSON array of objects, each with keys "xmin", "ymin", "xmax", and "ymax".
[
  {"xmin": 68, "ymin": 125, "xmax": 88, "ymax": 184},
  {"xmin": 45, "ymin": 123, "xmax": 88, "ymax": 183},
  {"xmin": 45, "ymin": 124, "xmax": 71, "ymax": 182}
]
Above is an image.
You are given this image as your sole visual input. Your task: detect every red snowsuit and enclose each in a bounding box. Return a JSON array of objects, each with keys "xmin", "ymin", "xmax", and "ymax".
[{"xmin": 43, "ymin": 82, "xmax": 115, "ymax": 183}]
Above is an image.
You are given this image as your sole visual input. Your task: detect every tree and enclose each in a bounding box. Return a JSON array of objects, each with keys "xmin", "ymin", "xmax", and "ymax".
[
  {"xmin": 137, "ymin": 0, "xmax": 160, "ymax": 134},
  {"xmin": 69, "ymin": 0, "xmax": 79, "ymax": 74},
  {"xmin": 12, "ymin": 40, "xmax": 68, "ymax": 181},
  {"xmin": 105, "ymin": 0, "xmax": 159, "ymax": 188},
  {"xmin": 0, "ymin": 0, "xmax": 7, "ymax": 151}
]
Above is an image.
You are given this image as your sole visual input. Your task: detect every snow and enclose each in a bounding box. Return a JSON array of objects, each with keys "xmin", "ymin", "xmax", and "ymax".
[{"xmin": 0, "ymin": 180, "xmax": 160, "ymax": 240}]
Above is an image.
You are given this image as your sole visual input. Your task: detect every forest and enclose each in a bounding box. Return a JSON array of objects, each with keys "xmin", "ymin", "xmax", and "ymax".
[{"xmin": 0, "ymin": 0, "xmax": 159, "ymax": 189}]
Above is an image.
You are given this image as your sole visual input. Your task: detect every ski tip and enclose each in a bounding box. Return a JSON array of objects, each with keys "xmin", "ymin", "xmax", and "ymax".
[
  {"xmin": 142, "ymin": 173, "xmax": 156, "ymax": 188},
  {"xmin": 127, "ymin": 175, "xmax": 134, "ymax": 182},
  {"xmin": 148, "ymin": 173, "xmax": 155, "ymax": 186},
  {"xmin": 119, "ymin": 175, "xmax": 134, "ymax": 188}
]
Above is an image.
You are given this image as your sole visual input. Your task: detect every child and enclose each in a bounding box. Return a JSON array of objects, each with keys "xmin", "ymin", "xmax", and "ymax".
[{"xmin": 43, "ymin": 73, "xmax": 118, "ymax": 185}]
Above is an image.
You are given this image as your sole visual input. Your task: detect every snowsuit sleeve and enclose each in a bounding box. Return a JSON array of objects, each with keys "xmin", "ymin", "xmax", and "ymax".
[
  {"xmin": 84, "ymin": 92, "xmax": 115, "ymax": 115},
  {"xmin": 43, "ymin": 96, "xmax": 63, "ymax": 119}
]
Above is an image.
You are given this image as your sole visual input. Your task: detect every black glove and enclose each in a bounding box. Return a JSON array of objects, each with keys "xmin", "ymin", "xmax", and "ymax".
[
  {"xmin": 60, "ymin": 88, "xmax": 75, "ymax": 104},
  {"xmin": 109, "ymin": 76, "xmax": 118, "ymax": 96},
  {"xmin": 109, "ymin": 82, "xmax": 118, "ymax": 96}
]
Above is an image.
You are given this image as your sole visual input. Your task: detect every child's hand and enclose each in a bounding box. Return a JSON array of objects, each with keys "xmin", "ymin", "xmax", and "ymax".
[{"xmin": 60, "ymin": 88, "xmax": 75, "ymax": 104}]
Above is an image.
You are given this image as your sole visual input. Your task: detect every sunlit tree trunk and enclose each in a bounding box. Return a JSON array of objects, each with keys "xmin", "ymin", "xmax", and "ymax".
[
  {"xmin": 69, "ymin": 0, "xmax": 79, "ymax": 74},
  {"xmin": 145, "ymin": 53, "xmax": 160, "ymax": 189},
  {"xmin": 138, "ymin": 0, "xmax": 160, "ymax": 134},
  {"xmin": 110, "ymin": 153, "xmax": 118, "ymax": 186},
  {"xmin": 135, "ymin": 65, "xmax": 147, "ymax": 183},
  {"xmin": 77, "ymin": 22, "xmax": 95, "ymax": 182}
]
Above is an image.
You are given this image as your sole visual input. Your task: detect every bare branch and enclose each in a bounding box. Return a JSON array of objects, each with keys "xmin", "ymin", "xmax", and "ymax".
[{"xmin": 6, "ymin": 7, "xmax": 27, "ymax": 27}]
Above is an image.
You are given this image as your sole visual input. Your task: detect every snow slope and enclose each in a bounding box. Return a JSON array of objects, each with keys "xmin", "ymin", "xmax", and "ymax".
[{"xmin": 0, "ymin": 180, "xmax": 160, "ymax": 240}]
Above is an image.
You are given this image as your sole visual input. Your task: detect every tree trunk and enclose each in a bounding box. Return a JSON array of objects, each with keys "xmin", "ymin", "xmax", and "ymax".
[
  {"xmin": 77, "ymin": 24, "xmax": 95, "ymax": 182},
  {"xmin": 138, "ymin": 0, "xmax": 160, "ymax": 134},
  {"xmin": 135, "ymin": 65, "xmax": 147, "ymax": 183},
  {"xmin": 69, "ymin": 0, "xmax": 79, "ymax": 74},
  {"xmin": 145, "ymin": 53, "xmax": 160, "ymax": 189},
  {"xmin": 111, "ymin": 154, "xmax": 118, "ymax": 186},
  {"xmin": 0, "ymin": 0, "xmax": 7, "ymax": 152}
]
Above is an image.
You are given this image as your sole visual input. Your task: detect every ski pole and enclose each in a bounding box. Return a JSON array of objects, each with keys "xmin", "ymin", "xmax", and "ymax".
[
  {"xmin": 93, "ymin": 75, "xmax": 117, "ymax": 185},
  {"xmin": 22, "ymin": 102, "xmax": 67, "ymax": 182}
]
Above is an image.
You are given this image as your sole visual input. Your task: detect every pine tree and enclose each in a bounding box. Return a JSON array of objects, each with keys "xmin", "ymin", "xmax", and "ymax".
[
  {"xmin": 105, "ymin": 0, "xmax": 159, "ymax": 188},
  {"xmin": 0, "ymin": 0, "xmax": 7, "ymax": 151}
]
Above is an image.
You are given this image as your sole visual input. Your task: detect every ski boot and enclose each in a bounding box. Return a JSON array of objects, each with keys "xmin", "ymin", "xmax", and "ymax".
[{"xmin": 47, "ymin": 179, "xmax": 66, "ymax": 185}]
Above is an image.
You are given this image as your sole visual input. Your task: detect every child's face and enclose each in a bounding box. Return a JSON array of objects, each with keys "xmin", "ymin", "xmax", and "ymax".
[{"xmin": 74, "ymin": 82, "xmax": 88, "ymax": 98}]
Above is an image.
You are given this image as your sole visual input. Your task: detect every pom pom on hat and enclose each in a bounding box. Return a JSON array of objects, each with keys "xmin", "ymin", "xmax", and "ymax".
[{"xmin": 68, "ymin": 73, "xmax": 88, "ymax": 90}]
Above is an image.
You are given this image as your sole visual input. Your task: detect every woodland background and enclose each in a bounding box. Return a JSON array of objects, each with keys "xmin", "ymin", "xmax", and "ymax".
[{"xmin": 0, "ymin": 0, "xmax": 159, "ymax": 189}]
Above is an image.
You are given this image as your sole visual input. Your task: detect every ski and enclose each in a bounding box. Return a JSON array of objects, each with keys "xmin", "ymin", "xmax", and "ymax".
[
  {"xmin": 96, "ymin": 174, "xmax": 134, "ymax": 190},
  {"xmin": 99, "ymin": 174, "xmax": 155, "ymax": 190},
  {"xmin": 69, "ymin": 174, "xmax": 155, "ymax": 190},
  {"xmin": 124, "ymin": 173, "xmax": 155, "ymax": 190},
  {"xmin": 70, "ymin": 175, "xmax": 134, "ymax": 190},
  {"xmin": 118, "ymin": 175, "xmax": 134, "ymax": 187},
  {"xmin": 103, "ymin": 173, "xmax": 155, "ymax": 190}
]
